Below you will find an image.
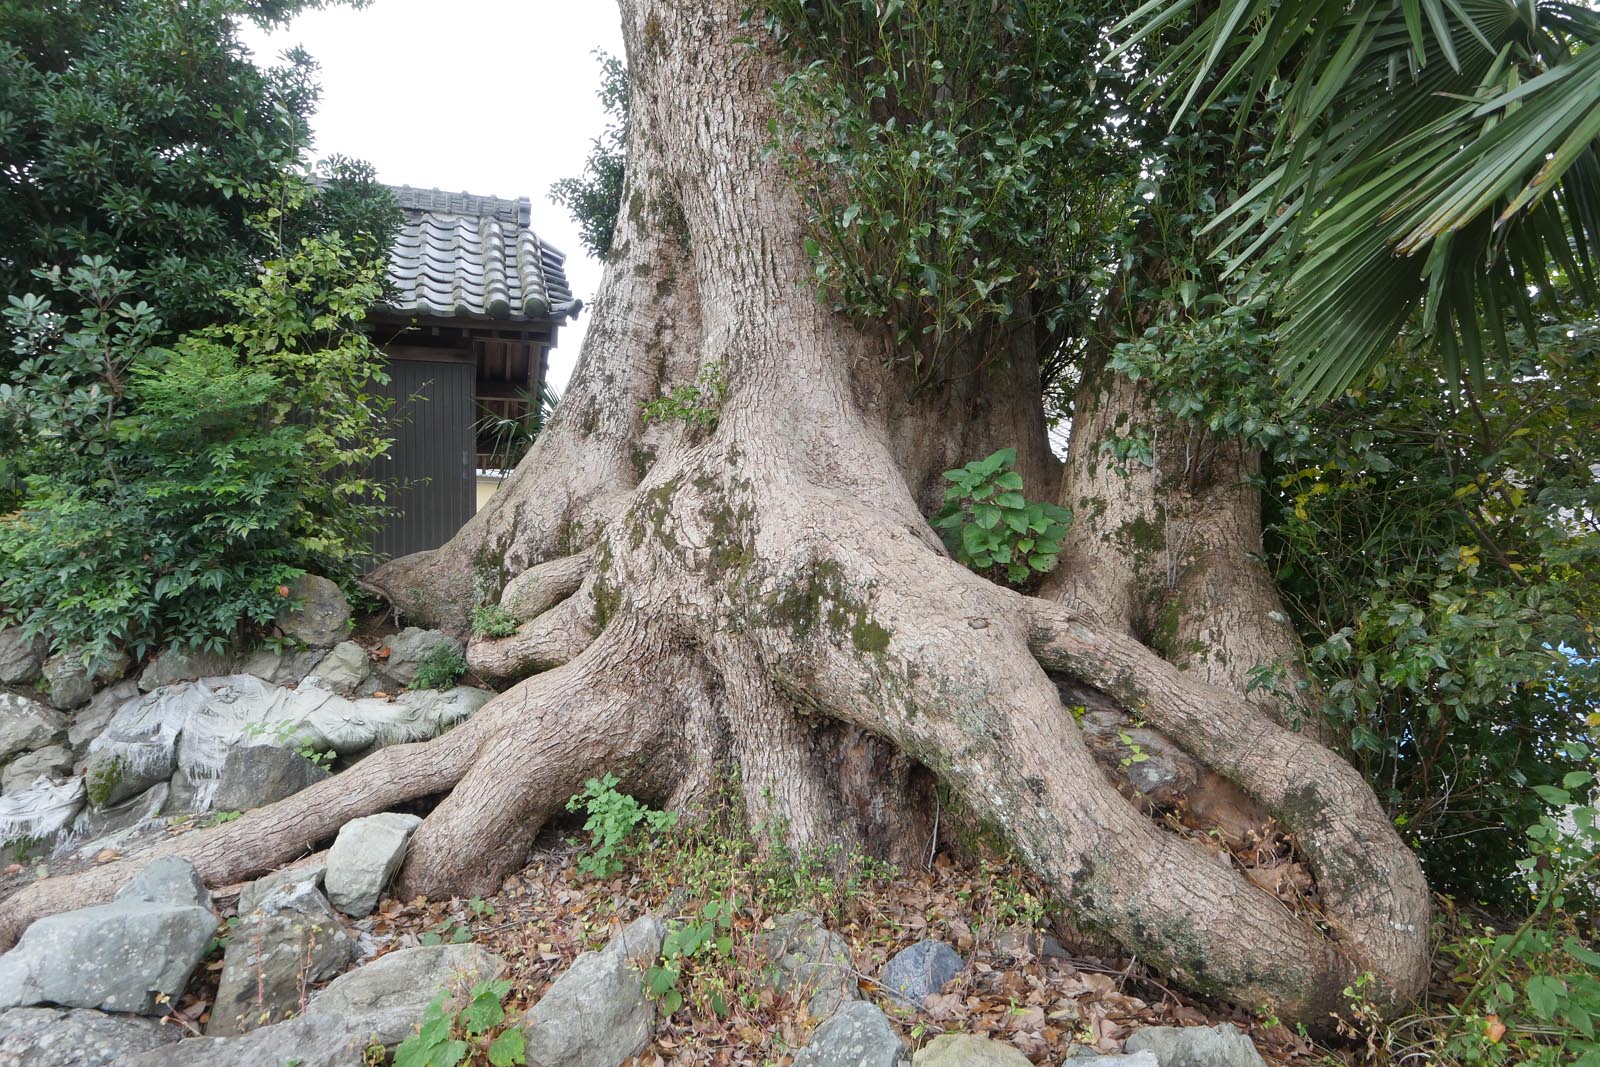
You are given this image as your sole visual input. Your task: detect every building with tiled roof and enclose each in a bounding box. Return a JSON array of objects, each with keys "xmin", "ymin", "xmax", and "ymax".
[{"xmin": 367, "ymin": 186, "xmax": 580, "ymax": 561}]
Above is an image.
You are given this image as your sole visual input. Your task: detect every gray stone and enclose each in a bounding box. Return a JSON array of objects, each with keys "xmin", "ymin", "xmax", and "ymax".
[
  {"xmin": 754, "ymin": 911, "xmax": 858, "ymax": 1019},
  {"xmin": 1064, "ymin": 1052, "xmax": 1159, "ymax": 1066},
  {"xmin": 323, "ymin": 812, "xmax": 422, "ymax": 916},
  {"xmin": 0, "ymin": 777, "xmax": 85, "ymax": 862},
  {"xmin": 0, "ymin": 899, "xmax": 216, "ymax": 1013},
  {"xmin": 125, "ymin": 1010, "xmax": 373, "ymax": 1067},
  {"xmin": 379, "ymin": 628, "xmax": 464, "ymax": 688},
  {"xmin": 116, "ymin": 855, "xmax": 212, "ymax": 909},
  {"xmin": 0, "ymin": 693, "xmax": 66, "ymax": 763},
  {"xmin": 83, "ymin": 741, "xmax": 173, "ymax": 810},
  {"xmin": 312, "ymin": 942, "xmax": 508, "ymax": 1045},
  {"xmin": 65, "ymin": 783, "xmax": 169, "ymax": 855},
  {"xmin": 305, "ymin": 641, "xmax": 371, "ymax": 693},
  {"xmin": 137, "ymin": 646, "xmax": 238, "ymax": 692},
  {"xmin": 0, "ymin": 1006, "xmax": 180, "ymax": 1067},
  {"xmin": 239, "ymin": 647, "xmax": 324, "ymax": 686},
  {"xmin": 793, "ymin": 1001, "xmax": 907, "ymax": 1067},
  {"xmin": 912, "ymin": 1034, "xmax": 1031, "ymax": 1067},
  {"xmin": 238, "ymin": 861, "xmax": 329, "ymax": 916},
  {"xmin": 67, "ymin": 681, "xmax": 138, "ymax": 753},
  {"xmin": 2, "ymin": 745, "xmax": 72, "ymax": 795},
  {"xmin": 1123, "ymin": 1025, "xmax": 1268, "ymax": 1067},
  {"xmin": 209, "ymin": 881, "xmax": 356, "ymax": 1035},
  {"xmin": 276, "ymin": 574, "xmax": 351, "ymax": 649},
  {"xmin": 517, "ymin": 915, "xmax": 664, "ymax": 1067},
  {"xmin": 211, "ymin": 745, "xmax": 330, "ymax": 812},
  {"xmin": 0, "ymin": 630, "xmax": 46, "ymax": 687},
  {"xmin": 40, "ymin": 655, "xmax": 93, "ymax": 711},
  {"xmin": 880, "ymin": 939, "xmax": 964, "ymax": 1008},
  {"xmin": 164, "ymin": 768, "xmax": 201, "ymax": 815}
]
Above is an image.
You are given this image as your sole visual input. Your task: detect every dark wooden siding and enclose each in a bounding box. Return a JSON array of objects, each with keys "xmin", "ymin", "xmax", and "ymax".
[{"xmin": 368, "ymin": 359, "xmax": 476, "ymax": 561}]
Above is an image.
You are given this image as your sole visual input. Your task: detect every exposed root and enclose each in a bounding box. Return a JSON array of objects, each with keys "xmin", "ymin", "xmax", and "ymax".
[
  {"xmin": 499, "ymin": 550, "xmax": 595, "ymax": 621},
  {"xmin": 1024, "ymin": 600, "xmax": 1430, "ymax": 999},
  {"xmin": 468, "ymin": 588, "xmax": 599, "ymax": 683}
]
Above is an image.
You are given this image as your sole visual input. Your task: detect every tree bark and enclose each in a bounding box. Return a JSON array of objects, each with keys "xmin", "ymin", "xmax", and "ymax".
[{"xmin": 1, "ymin": 0, "xmax": 1429, "ymax": 1023}]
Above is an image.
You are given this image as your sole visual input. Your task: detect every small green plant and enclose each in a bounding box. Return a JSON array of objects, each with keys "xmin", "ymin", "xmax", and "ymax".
[
  {"xmin": 206, "ymin": 810, "xmax": 243, "ymax": 827},
  {"xmin": 646, "ymin": 897, "xmax": 738, "ymax": 1017},
  {"xmin": 640, "ymin": 364, "xmax": 728, "ymax": 429},
  {"xmin": 1117, "ymin": 731, "xmax": 1150, "ymax": 769},
  {"xmin": 409, "ymin": 644, "xmax": 468, "ymax": 690},
  {"xmin": 565, "ymin": 774, "xmax": 677, "ymax": 879},
  {"xmin": 240, "ymin": 719, "xmax": 336, "ymax": 770},
  {"xmin": 933, "ymin": 448, "xmax": 1070, "ymax": 587},
  {"xmin": 393, "ymin": 979, "xmax": 526, "ymax": 1067},
  {"xmin": 470, "ymin": 604, "xmax": 519, "ymax": 639}
]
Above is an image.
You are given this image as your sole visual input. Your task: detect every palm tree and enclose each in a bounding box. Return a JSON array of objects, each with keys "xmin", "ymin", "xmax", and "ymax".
[{"xmin": 1115, "ymin": 0, "xmax": 1600, "ymax": 400}]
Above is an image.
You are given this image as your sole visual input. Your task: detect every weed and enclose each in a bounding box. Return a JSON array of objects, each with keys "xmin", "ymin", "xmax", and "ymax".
[
  {"xmin": 470, "ymin": 604, "xmax": 519, "ymax": 639},
  {"xmin": 640, "ymin": 363, "xmax": 728, "ymax": 430},
  {"xmin": 393, "ymin": 978, "xmax": 525, "ymax": 1067},
  {"xmin": 565, "ymin": 774, "xmax": 677, "ymax": 880},
  {"xmin": 409, "ymin": 644, "xmax": 467, "ymax": 691}
]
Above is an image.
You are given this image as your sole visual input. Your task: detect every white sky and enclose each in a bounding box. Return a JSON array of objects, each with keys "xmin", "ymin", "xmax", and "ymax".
[{"xmin": 240, "ymin": 1, "xmax": 625, "ymax": 393}]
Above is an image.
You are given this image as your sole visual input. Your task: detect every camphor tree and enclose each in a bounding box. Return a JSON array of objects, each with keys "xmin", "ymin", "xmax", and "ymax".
[{"xmin": 6, "ymin": 0, "xmax": 1474, "ymax": 1021}]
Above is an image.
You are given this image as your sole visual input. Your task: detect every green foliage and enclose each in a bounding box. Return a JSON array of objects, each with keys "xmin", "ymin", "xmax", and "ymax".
[
  {"xmin": 549, "ymin": 50, "xmax": 629, "ymax": 261},
  {"xmin": 564, "ymin": 774, "xmax": 677, "ymax": 880},
  {"xmin": 646, "ymin": 897, "xmax": 737, "ymax": 1018},
  {"xmin": 0, "ymin": 241, "xmax": 392, "ymax": 662},
  {"xmin": 393, "ymin": 980, "xmax": 525, "ymax": 1067},
  {"xmin": 640, "ymin": 363, "xmax": 727, "ymax": 430},
  {"xmin": 473, "ymin": 384, "xmax": 560, "ymax": 473},
  {"xmin": 933, "ymin": 448, "xmax": 1070, "ymax": 587},
  {"xmin": 470, "ymin": 604, "xmax": 519, "ymax": 640},
  {"xmin": 408, "ymin": 644, "xmax": 468, "ymax": 691},
  {"xmin": 763, "ymin": 0, "xmax": 1121, "ymax": 389},
  {"xmin": 241, "ymin": 719, "xmax": 337, "ymax": 770}
]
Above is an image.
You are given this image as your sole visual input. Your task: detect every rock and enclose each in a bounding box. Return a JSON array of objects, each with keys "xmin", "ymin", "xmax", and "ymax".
[
  {"xmin": 0, "ymin": 693, "xmax": 66, "ymax": 762},
  {"xmin": 305, "ymin": 641, "xmax": 371, "ymax": 693},
  {"xmin": 116, "ymin": 855, "xmax": 212, "ymax": 909},
  {"xmin": 137, "ymin": 646, "xmax": 238, "ymax": 692},
  {"xmin": 880, "ymin": 939, "xmax": 964, "ymax": 1007},
  {"xmin": 209, "ymin": 881, "xmax": 356, "ymax": 1035},
  {"xmin": 312, "ymin": 942, "xmax": 508, "ymax": 1045},
  {"xmin": 65, "ymin": 783, "xmax": 169, "ymax": 856},
  {"xmin": 238, "ymin": 647, "xmax": 324, "ymax": 686},
  {"xmin": 753, "ymin": 911, "xmax": 858, "ymax": 1019},
  {"xmin": 238, "ymin": 861, "xmax": 328, "ymax": 916},
  {"xmin": 0, "ymin": 1005, "xmax": 180, "ymax": 1066},
  {"xmin": 323, "ymin": 812, "xmax": 422, "ymax": 916},
  {"xmin": 1123, "ymin": 1025, "xmax": 1268, "ymax": 1067},
  {"xmin": 0, "ymin": 777, "xmax": 85, "ymax": 862},
  {"xmin": 210, "ymin": 745, "xmax": 330, "ymax": 812},
  {"xmin": 40, "ymin": 655, "xmax": 93, "ymax": 711},
  {"xmin": 67, "ymin": 681, "xmax": 138, "ymax": 753},
  {"xmin": 991, "ymin": 926, "xmax": 1068, "ymax": 961},
  {"xmin": 912, "ymin": 1034, "xmax": 1032, "ymax": 1067},
  {"xmin": 0, "ymin": 894, "xmax": 216, "ymax": 1013},
  {"xmin": 378, "ymin": 628, "xmax": 464, "ymax": 688},
  {"xmin": 793, "ymin": 1001, "xmax": 907, "ymax": 1067},
  {"xmin": 275, "ymin": 574, "xmax": 351, "ymax": 649},
  {"xmin": 89, "ymin": 676, "xmax": 490, "ymax": 812},
  {"xmin": 2, "ymin": 745, "xmax": 72, "ymax": 794},
  {"xmin": 125, "ymin": 1010, "xmax": 372, "ymax": 1067},
  {"xmin": 1063, "ymin": 1052, "xmax": 1159, "ymax": 1066},
  {"xmin": 0, "ymin": 630, "xmax": 46, "ymax": 687},
  {"xmin": 517, "ymin": 915, "xmax": 664, "ymax": 1067}
]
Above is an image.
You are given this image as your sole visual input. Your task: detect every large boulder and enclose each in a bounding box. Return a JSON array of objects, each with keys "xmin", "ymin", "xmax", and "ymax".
[
  {"xmin": 137, "ymin": 647, "xmax": 239, "ymax": 692},
  {"xmin": 127, "ymin": 1009, "xmax": 370, "ymax": 1067},
  {"xmin": 323, "ymin": 812, "xmax": 422, "ymax": 916},
  {"xmin": 238, "ymin": 647, "xmax": 325, "ymax": 687},
  {"xmin": 209, "ymin": 881, "xmax": 356, "ymax": 1035},
  {"xmin": 377, "ymin": 628, "xmax": 464, "ymax": 689},
  {"xmin": 0, "ymin": 1006, "xmax": 180, "ymax": 1067},
  {"xmin": 39, "ymin": 655, "xmax": 94, "ymax": 711},
  {"xmin": 275, "ymin": 574, "xmax": 351, "ymax": 649},
  {"xmin": 0, "ymin": 630, "xmax": 46, "ymax": 687},
  {"xmin": 117, "ymin": 855, "xmax": 213, "ymax": 909},
  {"xmin": 85, "ymin": 676, "xmax": 491, "ymax": 812},
  {"xmin": 880, "ymin": 939, "xmax": 964, "ymax": 1008},
  {"xmin": 912, "ymin": 1035, "xmax": 1032, "ymax": 1067},
  {"xmin": 793, "ymin": 1001, "xmax": 908, "ymax": 1067},
  {"xmin": 305, "ymin": 641, "xmax": 370, "ymax": 694},
  {"xmin": 0, "ymin": 776, "xmax": 85, "ymax": 862},
  {"xmin": 2, "ymin": 744, "xmax": 72, "ymax": 795},
  {"xmin": 210, "ymin": 745, "xmax": 330, "ymax": 812},
  {"xmin": 311, "ymin": 942, "xmax": 507, "ymax": 1045},
  {"xmin": 0, "ymin": 858, "xmax": 215, "ymax": 1013},
  {"xmin": 0, "ymin": 693, "xmax": 66, "ymax": 763},
  {"xmin": 67, "ymin": 681, "xmax": 139, "ymax": 754},
  {"xmin": 64, "ymin": 783, "xmax": 169, "ymax": 856},
  {"xmin": 238, "ymin": 861, "xmax": 328, "ymax": 916},
  {"xmin": 754, "ymin": 911, "xmax": 859, "ymax": 1019},
  {"xmin": 517, "ymin": 915, "xmax": 664, "ymax": 1067},
  {"xmin": 1123, "ymin": 1025, "xmax": 1268, "ymax": 1067}
]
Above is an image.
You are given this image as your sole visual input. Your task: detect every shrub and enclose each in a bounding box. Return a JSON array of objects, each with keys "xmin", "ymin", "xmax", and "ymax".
[
  {"xmin": 393, "ymin": 979, "xmax": 525, "ymax": 1067},
  {"xmin": 470, "ymin": 604, "xmax": 519, "ymax": 639},
  {"xmin": 564, "ymin": 774, "xmax": 677, "ymax": 880},
  {"xmin": 408, "ymin": 644, "xmax": 468, "ymax": 691},
  {"xmin": 933, "ymin": 448, "xmax": 1070, "ymax": 588}
]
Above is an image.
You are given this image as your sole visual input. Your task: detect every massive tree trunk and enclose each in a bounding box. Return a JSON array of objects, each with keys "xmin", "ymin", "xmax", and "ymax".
[{"xmin": 0, "ymin": 0, "xmax": 1429, "ymax": 1023}]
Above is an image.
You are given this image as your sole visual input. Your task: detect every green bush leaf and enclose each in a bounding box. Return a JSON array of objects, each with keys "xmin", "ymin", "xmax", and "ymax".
[{"xmin": 488, "ymin": 1028, "xmax": 527, "ymax": 1067}]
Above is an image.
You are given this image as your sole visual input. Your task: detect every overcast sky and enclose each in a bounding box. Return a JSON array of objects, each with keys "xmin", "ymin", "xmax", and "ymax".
[{"xmin": 240, "ymin": 2, "xmax": 626, "ymax": 392}]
